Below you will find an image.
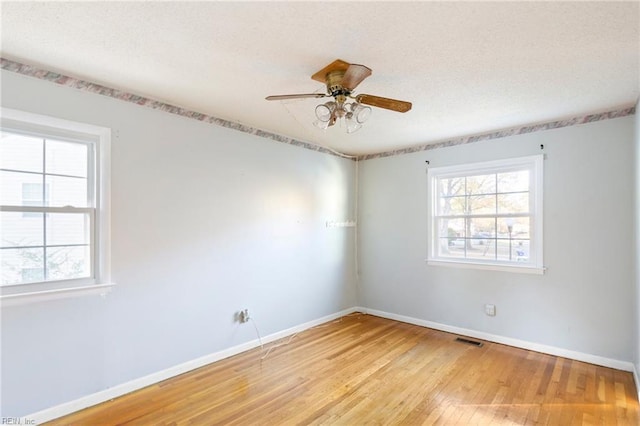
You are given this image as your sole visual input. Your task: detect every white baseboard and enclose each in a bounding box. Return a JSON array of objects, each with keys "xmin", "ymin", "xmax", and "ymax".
[
  {"xmin": 363, "ymin": 308, "xmax": 635, "ymax": 373},
  {"xmin": 27, "ymin": 307, "xmax": 360, "ymax": 424},
  {"xmin": 24, "ymin": 306, "xmax": 635, "ymax": 424}
]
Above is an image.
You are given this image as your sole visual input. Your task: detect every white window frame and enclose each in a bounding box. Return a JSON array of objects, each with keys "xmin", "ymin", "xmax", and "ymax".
[
  {"xmin": 427, "ymin": 155, "xmax": 544, "ymax": 274},
  {"xmin": 1, "ymin": 108, "xmax": 113, "ymax": 306}
]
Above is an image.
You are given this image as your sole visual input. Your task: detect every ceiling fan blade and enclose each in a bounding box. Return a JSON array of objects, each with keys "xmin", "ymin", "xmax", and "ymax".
[
  {"xmin": 266, "ymin": 93, "xmax": 327, "ymax": 101},
  {"xmin": 356, "ymin": 94, "xmax": 412, "ymax": 113},
  {"xmin": 342, "ymin": 64, "xmax": 372, "ymax": 90}
]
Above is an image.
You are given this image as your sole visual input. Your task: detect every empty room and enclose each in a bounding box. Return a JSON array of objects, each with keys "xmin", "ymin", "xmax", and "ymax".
[{"xmin": 1, "ymin": 1, "xmax": 639, "ymax": 424}]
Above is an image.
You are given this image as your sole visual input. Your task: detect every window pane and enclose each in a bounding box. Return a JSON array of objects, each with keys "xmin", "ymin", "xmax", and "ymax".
[
  {"xmin": 513, "ymin": 240, "xmax": 530, "ymax": 262},
  {"xmin": 467, "ymin": 195, "xmax": 496, "ymax": 214},
  {"xmin": 0, "ymin": 171, "xmax": 43, "ymax": 205},
  {"xmin": 46, "ymin": 140, "xmax": 88, "ymax": 177},
  {"xmin": 46, "ymin": 213, "xmax": 90, "ymax": 246},
  {"xmin": 1, "ymin": 212, "xmax": 44, "ymax": 248},
  {"xmin": 46, "ymin": 246, "xmax": 90, "ymax": 281},
  {"xmin": 46, "ymin": 175, "xmax": 88, "ymax": 207},
  {"xmin": 497, "ymin": 193, "xmax": 529, "ymax": 214},
  {"xmin": 466, "ymin": 240, "xmax": 496, "ymax": 260},
  {"xmin": 498, "ymin": 170, "xmax": 529, "ymax": 193},
  {"xmin": 438, "ymin": 177, "xmax": 465, "ymax": 197},
  {"xmin": 466, "ymin": 174, "xmax": 496, "ymax": 195},
  {"xmin": 438, "ymin": 217, "xmax": 466, "ymax": 257},
  {"xmin": 505, "ymin": 217, "xmax": 529, "ymax": 239},
  {"xmin": 469, "ymin": 217, "xmax": 495, "ymax": 239},
  {"xmin": 439, "ymin": 195, "xmax": 465, "ymax": 215},
  {"xmin": 496, "ymin": 216, "xmax": 530, "ymax": 262},
  {"xmin": 22, "ymin": 182, "xmax": 50, "ymax": 210},
  {"xmin": 497, "ymin": 217, "xmax": 529, "ymax": 238},
  {"xmin": 496, "ymin": 239, "xmax": 512, "ymax": 261},
  {"xmin": 23, "ymin": 182, "xmax": 43, "ymax": 201},
  {"xmin": 1, "ymin": 247, "xmax": 44, "ymax": 285},
  {"xmin": 439, "ymin": 238, "xmax": 466, "ymax": 258},
  {"xmin": 439, "ymin": 217, "xmax": 465, "ymax": 239},
  {"xmin": 0, "ymin": 132, "xmax": 43, "ymax": 173},
  {"xmin": 496, "ymin": 239, "xmax": 530, "ymax": 262}
]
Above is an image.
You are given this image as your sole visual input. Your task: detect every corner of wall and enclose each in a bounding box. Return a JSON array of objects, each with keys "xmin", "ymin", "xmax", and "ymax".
[{"xmin": 634, "ymin": 97, "xmax": 640, "ymax": 382}]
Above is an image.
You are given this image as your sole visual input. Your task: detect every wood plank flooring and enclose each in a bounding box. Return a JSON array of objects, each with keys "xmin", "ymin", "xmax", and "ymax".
[{"xmin": 46, "ymin": 313, "xmax": 639, "ymax": 425}]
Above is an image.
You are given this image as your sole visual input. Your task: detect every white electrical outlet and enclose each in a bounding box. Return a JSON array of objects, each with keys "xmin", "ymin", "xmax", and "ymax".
[{"xmin": 485, "ymin": 304, "xmax": 496, "ymax": 316}]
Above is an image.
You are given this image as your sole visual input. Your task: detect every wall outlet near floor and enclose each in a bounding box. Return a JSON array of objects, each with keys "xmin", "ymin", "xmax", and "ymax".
[{"xmin": 485, "ymin": 304, "xmax": 496, "ymax": 316}]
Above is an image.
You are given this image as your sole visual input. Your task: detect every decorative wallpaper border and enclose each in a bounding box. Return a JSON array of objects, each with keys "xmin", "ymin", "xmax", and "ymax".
[
  {"xmin": 0, "ymin": 57, "xmax": 347, "ymax": 159},
  {"xmin": 359, "ymin": 106, "xmax": 636, "ymax": 161},
  {"xmin": 1, "ymin": 57, "xmax": 635, "ymax": 162}
]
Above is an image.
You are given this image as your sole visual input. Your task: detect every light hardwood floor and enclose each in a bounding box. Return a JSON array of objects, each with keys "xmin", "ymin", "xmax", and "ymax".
[{"xmin": 46, "ymin": 313, "xmax": 639, "ymax": 425}]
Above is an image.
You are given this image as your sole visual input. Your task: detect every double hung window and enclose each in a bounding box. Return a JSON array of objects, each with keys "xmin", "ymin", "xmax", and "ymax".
[
  {"xmin": 0, "ymin": 108, "xmax": 111, "ymax": 303},
  {"xmin": 427, "ymin": 155, "xmax": 544, "ymax": 274}
]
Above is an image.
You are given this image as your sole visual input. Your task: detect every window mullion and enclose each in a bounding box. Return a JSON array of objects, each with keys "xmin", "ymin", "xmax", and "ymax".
[
  {"xmin": 463, "ymin": 176, "xmax": 468, "ymax": 258},
  {"xmin": 437, "ymin": 213, "xmax": 531, "ymax": 220},
  {"xmin": 87, "ymin": 143, "xmax": 94, "ymax": 208},
  {"xmin": 89, "ymin": 209, "xmax": 94, "ymax": 279},
  {"xmin": 42, "ymin": 137, "xmax": 48, "ymax": 281},
  {"xmin": 494, "ymin": 216, "xmax": 498, "ymax": 260},
  {"xmin": 0, "ymin": 206, "xmax": 94, "ymax": 214},
  {"xmin": 494, "ymin": 173, "xmax": 498, "ymax": 260}
]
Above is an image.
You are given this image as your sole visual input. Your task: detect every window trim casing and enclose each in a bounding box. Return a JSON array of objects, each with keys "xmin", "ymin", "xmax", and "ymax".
[
  {"xmin": 0, "ymin": 107, "xmax": 113, "ymax": 305},
  {"xmin": 426, "ymin": 155, "xmax": 544, "ymax": 274}
]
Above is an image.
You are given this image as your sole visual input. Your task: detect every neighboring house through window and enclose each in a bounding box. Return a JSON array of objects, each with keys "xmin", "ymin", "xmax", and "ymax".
[{"xmin": 22, "ymin": 182, "xmax": 49, "ymax": 217}]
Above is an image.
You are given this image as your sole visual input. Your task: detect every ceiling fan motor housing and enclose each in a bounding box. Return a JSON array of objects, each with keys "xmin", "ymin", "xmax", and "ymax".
[{"xmin": 326, "ymin": 70, "xmax": 350, "ymax": 103}]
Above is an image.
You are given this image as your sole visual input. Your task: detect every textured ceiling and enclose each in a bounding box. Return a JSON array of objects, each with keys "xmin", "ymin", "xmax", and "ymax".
[{"xmin": 1, "ymin": 1, "xmax": 638, "ymax": 156}]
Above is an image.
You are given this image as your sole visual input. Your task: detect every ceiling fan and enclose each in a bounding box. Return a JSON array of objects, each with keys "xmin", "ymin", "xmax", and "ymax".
[{"xmin": 266, "ymin": 59, "xmax": 412, "ymax": 133}]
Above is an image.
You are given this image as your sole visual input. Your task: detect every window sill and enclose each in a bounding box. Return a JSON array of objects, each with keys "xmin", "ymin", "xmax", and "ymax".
[
  {"xmin": 427, "ymin": 259, "xmax": 545, "ymax": 275},
  {"xmin": 0, "ymin": 283, "xmax": 115, "ymax": 307}
]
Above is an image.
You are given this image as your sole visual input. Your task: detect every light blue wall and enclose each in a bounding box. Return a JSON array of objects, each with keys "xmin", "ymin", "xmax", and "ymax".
[
  {"xmin": 358, "ymin": 116, "xmax": 635, "ymax": 362},
  {"xmin": 0, "ymin": 70, "xmax": 357, "ymax": 416}
]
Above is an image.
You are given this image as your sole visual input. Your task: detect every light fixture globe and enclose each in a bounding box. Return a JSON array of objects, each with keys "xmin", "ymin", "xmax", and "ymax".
[
  {"xmin": 351, "ymin": 103, "xmax": 372, "ymax": 124},
  {"xmin": 313, "ymin": 119, "xmax": 330, "ymax": 130},
  {"xmin": 345, "ymin": 112, "xmax": 363, "ymax": 133},
  {"xmin": 315, "ymin": 101, "xmax": 336, "ymax": 122}
]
